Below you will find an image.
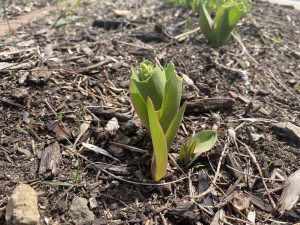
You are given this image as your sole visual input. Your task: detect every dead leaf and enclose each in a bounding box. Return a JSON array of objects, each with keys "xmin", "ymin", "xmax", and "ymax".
[
  {"xmin": 279, "ymin": 169, "xmax": 300, "ymax": 215},
  {"xmin": 247, "ymin": 206, "xmax": 256, "ymax": 224},
  {"xmin": 273, "ymin": 122, "xmax": 300, "ymax": 144},
  {"xmin": 210, "ymin": 209, "xmax": 226, "ymax": 225},
  {"xmin": 113, "ymin": 9, "xmax": 131, "ymax": 17},
  {"xmin": 232, "ymin": 192, "xmax": 251, "ymax": 212},
  {"xmin": 74, "ymin": 117, "xmax": 91, "ymax": 145},
  {"xmin": 47, "ymin": 121, "xmax": 72, "ymax": 140},
  {"xmin": 82, "ymin": 142, "xmax": 120, "ymax": 162}
]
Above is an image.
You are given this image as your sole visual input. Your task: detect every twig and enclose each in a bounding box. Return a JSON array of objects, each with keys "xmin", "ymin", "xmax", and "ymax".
[
  {"xmin": 159, "ymin": 212, "xmax": 168, "ymax": 225},
  {"xmin": 44, "ymin": 99, "xmax": 57, "ymax": 116},
  {"xmin": 63, "ymin": 146, "xmax": 189, "ymax": 186},
  {"xmin": 212, "ymin": 140, "xmax": 229, "ymax": 184},
  {"xmin": 237, "ymin": 139, "xmax": 277, "ymax": 209},
  {"xmin": 1, "ymin": 0, "xmax": 12, "ymax": 33},
  {"xmin": 226, "ymin": 165, "xmax": 284, "ymax": 182},
  {"xmin": 214, "ymin": 58, "xmax": 248, "ymax": 76},
  {"xmin": 264, "ymin": 69, "xmax": 299, "ymax": 100},
  {"xmin": 174, "ymin": 27, "xmax": 200, "ymax": 40},
  {"xmin": 224, "ymin": 215, "xmax": 254, "ymax": 224},
  {"xmin": 232, "ymin": 32, "xmax": 259, "ymax": 65},
  {"xmin": 109, "ymin": 141, "xmax": 148, "ymax": 154}
]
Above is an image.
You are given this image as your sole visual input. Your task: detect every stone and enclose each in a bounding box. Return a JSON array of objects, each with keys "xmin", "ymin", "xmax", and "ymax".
[
  {"xmin": 68, "ymin": 196, "xmax": 95, "ymax": 225},
  {"xmin": 5, "ymin": 184, "xmax": 40, "ymax": 225}
]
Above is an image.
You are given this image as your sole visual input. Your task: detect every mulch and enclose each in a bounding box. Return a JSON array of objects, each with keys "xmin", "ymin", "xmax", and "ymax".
[{"xmin": 0, "ymin": 0, "xmax": 300, "ymax": 224}]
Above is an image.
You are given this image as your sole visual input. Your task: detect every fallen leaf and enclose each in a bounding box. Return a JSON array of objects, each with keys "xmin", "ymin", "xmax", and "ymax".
[
  {"xmin": 82, "ymin": 142, "xmax": 120, "ymax": 162},
  {"xmin": 279, "ymin": 169, "xmax": 300, "ymax": 215}
]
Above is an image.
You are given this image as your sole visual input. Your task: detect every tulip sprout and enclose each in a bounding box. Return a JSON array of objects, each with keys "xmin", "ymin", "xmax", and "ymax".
[
  {"xmin": 199, "ymin": 0, "xmax": 252, "ymax": 45},
  {"xmin": 130, "ymin": 61, "xmax": 218, "ymax": 180},
  {"xmin": 130, "ymin": 60, "xmax": 186, "ymax": 181}
]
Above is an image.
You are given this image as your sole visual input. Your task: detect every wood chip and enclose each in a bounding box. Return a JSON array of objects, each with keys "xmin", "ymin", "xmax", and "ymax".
[{"xmin": 39, "ymin": 142, "xmax": 62, "ymax": 178}]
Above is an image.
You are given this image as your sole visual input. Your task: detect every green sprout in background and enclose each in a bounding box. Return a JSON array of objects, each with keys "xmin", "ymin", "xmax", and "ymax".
[
  {"xmin": 199, "ymin": 0, "xmax": 252, "ymax": 45},
  {"xmin": 163, "ymin": 0, "xmax": 227, "ymax": 11}
]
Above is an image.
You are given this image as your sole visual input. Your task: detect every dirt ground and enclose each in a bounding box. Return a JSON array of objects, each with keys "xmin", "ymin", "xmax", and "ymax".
[{"xmin": 0, "ymin": 0, "xmax": 300, "ymax": 224}]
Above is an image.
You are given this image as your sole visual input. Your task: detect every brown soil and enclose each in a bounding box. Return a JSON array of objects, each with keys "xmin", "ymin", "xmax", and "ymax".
[{"xmin": 0, "ymin": 0, "xmax": 299, "ymax": 224}]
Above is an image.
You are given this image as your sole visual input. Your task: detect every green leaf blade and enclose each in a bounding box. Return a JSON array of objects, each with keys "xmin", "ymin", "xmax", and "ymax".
[
  {"xmin": 147, "ymin": 98, "xmax": 169, "ymax": 181},
  {"xmin": 199, "ymin": 4, "xmax": 215, "ymax": 44},
  {"xmin": 159, "ymin": 63, "xmax": 183, "ymax": 132},
  {"xmin": 130, "ymin": 74, "xmax": 149, "ymax": 129},
  {"xmin": 180, "ymin": 130, "xmax": 218, "ymax": 166},
  {"xmin": 165, "ymin": 102, "xmax": 187, "ymax": 149},
  {"xmin": 134, "ymin": 66, "xmax": 166, "ymax": 110}
]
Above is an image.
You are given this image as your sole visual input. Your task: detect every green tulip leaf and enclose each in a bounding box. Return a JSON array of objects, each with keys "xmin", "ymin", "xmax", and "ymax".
[
  {"xmin": 134, "ymin": 66, "xmax": 166, "ymax": 110},
  {"xmin": 199, "ymin": 4, "xmax": 214, "ymax": 44},
  {"xmin": 214, "ymin": 6, "xmax": 243, "ymax": 44},
  {"xmin": 159, "ymin": 63, "xmax": 183, "ymax": 132},
  {"xmin": 147, "ymin": 97, "xmax": 168, "ymax": 181},
  {"xmin": 130, "ymin": 69, "xmax": 149, "ymax": 129},
  {"xmin": 165, "ymin": 102, "xmax": 187, "ymax": 149},
  {"xmin": 180, "ymin": 130, "xmax": 217, "ymax": 166},
  {"xmin": 199, "ymin": 1, "xmax": 252, "ymax": 45}
]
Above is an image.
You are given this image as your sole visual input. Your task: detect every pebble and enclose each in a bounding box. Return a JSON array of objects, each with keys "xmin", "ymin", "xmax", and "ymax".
[
  {"xmin": 68, "ymin": 196, "xmax": 95, "ymax": 225},
  {"xmin": 5, "ymin": 184, "xmax": 40, "ymax": 225}
]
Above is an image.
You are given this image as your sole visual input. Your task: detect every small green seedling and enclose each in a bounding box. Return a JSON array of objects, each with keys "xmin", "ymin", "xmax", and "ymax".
[
  {"xmin": 199, "ymin": 0, "xmax": 252, "ymax": 45},
  {"xmin": 180, "ymin": 130, "xmax": 217, "ymax": 166},
  {"xmin": 130, "ymin": 60, "xmax": 186, "ymax": 181},
  {"xmin": 55, "ymin": 114, "xmax": 64, "ymax": 121},
  {"xmin": 163, "ymin": 0, "xmax": 203, "ymax": 10},
  {"xmin": 163, "ymin": 0, "xmax": 226, "ymax": 11}
]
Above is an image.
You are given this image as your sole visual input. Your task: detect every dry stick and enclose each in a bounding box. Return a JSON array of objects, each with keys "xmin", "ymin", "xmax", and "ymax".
[
  {"xmin": 109, "ymin": 141, "xmax": 148, "ymax": 154},
  {"xmin": 44, "ymin": 99, "xmax": 57, "ymax": 116},
  {"xmin": 174, "ymin": 27, "xmax": 200, "ymax": 40},
  {"xmin": 159, "ymin": 212, "xmax": 168, "ymax": 225},
  {"xmin": 224, "ymin": 215, "xmax": 254, "ymax": 224},
  {"xmin": 233, "ymin": 32, "xmax": 299, "ymax": 102},
  {"xmin": 212, "ymin": 140, "xmax": 229, "ymax": 184},
  {"xmin": 226, "ymin": 165, "xmax": 284, "ymax": 182},
  {"xmin": 265, "ymin": 69, "xmax": 299, "ymax": 100},
  {"xmin": 232, "ymin": 32, "xmax": 259, "ymax": 65},
  {"xmin": 64, "ymin": 146, "xmax": 189, "ymax": 186},
  {"xmin": 1, "ymin": 0, "xmax": 12, "ymax": 33},
  {"xmin": 214, "ymin": 58, "xmax": 247, "ymax": 76},
  {"xmin": 237, "ymin": 139, "xmax": 277, "ymax": 209}
]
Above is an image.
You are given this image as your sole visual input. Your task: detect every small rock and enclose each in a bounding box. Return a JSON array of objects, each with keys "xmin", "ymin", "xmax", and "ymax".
[
  {"xmin": 23, "ymin": 111, "xmax": 30, "ymax": 124},
  {"xmin": 109, "ymin": 203, "xmax": 118, "ymax": 210},
  {"xmin": 17, "ymin": 147, "xmax": 32, "ymax": 157},
  {"xmin": 109, "ymin": 144, "xmax": 124, "ymax": 157},
  {"xmin": 68, "ymin": 196, "xmax": 95, "ymax": 225},
  {"xmin": 12, "ymin": 88, "xmax": 29, "ymax": 101},
  {"xmin": 115, "ymin": 132, "xmax": 130, "ymax": 144},
  {"xmin": 17, "ymin": 71, "xmax": 29, "ymax": 84},
  {"xmin": 105, "ymin": 117, "xmax": 119, "ymax": 134},
  {"xmin": 5, "ymin": 184, "xmax": 40, "ymax": 225},
  {"xmin": 121, "ymin": 120, "xmax": 138, "ymax": 135},
  {"xmin": 88, "ymin": 197, "xmax": 98, "ymax": 209}
]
